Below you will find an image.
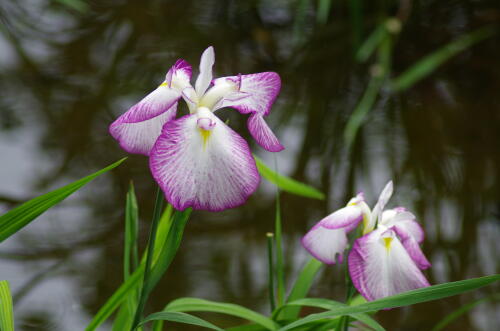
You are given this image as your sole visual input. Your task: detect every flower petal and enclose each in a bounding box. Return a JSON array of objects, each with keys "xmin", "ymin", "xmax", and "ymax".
[
  {"xmin": 383, "ymin": 209, "xmax": 425, "ymax": 244},
  {"xmin": 195, "ymin": 46, "xmax": 215, "ymax": 97},
  {"xmin": 166, "ymin": 59, "xmax": 192, "ymax": 89},
  {"xmin": 149, "ymin": 108, "xmax": 260, "ymax": 212},
  {"xmin": 348, "ymin": 228, "xmax": 430, "ymax": 301},
  {"xmin": 302, "ymin": 224, "xmax": 348, "ymax": 265},
  {"xmin": 247, "ymin": 114, "xmax": 284, "ymax": 152},
  {"xmin": 319, "ymin": 205, "xmax": 363, "ymax": 232},
  {"xmin": 212, "ymin": 72, "xmax": 281, "ymax": 116},
  {"xmin": 392, "ymin": 229, "xmax": 431, "ymax": 270},
  {"xmin": 364, "ymin": 180, "xmax": 394, "ymax": 234},
  {"xmin": 109, "ymin": 103, "xmax": 177, "ymax": 155}
]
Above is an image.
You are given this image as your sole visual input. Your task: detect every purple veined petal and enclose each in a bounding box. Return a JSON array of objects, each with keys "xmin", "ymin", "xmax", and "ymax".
[
  {"xmin": 348, "ymin": 228, "xmax": 430, "ymax": 302},
  {"xmin": 247, "ymin": 114, "xmax": 284, "ymax": 152},
  {"xmin": 149, "ymin": 107, "xmax": 260, "ymax": 212},
  {"xmin": 195, "ymin": 46, "xmax": 215, "ymax": 97},
  {"xmin": 109, "ymin": 103, "xmax": 178, "ymax": 155},
  {"xmin": 301, "ymin": 224, "xmax": 349, "ymax": 265},
  {"xmin": 166, "ymin": 59, "xmax": 192, "ymax": 88},
  {"xmin": 212, "ymin": 72, "xmax": 281, "ymax": 116},
  {"xmin": 364, "ymin": 180, "xmax": 394, "ymax": 234},
  {"xmin": 392, "ymin": 227, "xmax": 431, "ymax": 270},
  {"xmin": 319, "ymin": 205, "xmax": 363, "ymax": 232}
]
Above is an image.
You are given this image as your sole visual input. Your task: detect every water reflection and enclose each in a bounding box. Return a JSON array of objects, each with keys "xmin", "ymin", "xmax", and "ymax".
[{"xmin": 0, "ymin": 0, "xmax": 499, "ymax": 330}]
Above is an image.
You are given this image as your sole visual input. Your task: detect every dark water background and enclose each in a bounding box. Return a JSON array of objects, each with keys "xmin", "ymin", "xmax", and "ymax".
[{"xmin": 1, "ymin": 0, "xmax": 499, "ymax": 330}]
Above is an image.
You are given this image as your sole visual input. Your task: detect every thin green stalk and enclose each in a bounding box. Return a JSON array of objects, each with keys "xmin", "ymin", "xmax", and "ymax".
[
  {"xmin": 266, "ymin": 232, "xmax": 276, "ymax": 312},
  {"xmin": 131, "ymin": 187, "xmax": 164, "ymax": 330},
  {"xmin": 272, "ymin": 156, "xmax": 285, "ymax": 307}
]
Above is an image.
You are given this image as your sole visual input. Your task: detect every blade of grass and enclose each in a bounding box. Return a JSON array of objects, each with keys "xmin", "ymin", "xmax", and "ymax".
[
  {"xmin": 275, "ymin": 193, "xmax": 285, "ymax": 307},
  {"xmin": 254, "ymin": 155, "xmax": 324, "ymax": 200},
  {"xmin": 431, "ymin": 293, "xmax": 500, "ymax": 331},
  {"xmin": 87, "ymin": 204, "xmax": 175, "ymax": 331},
  {"xmin": 0, "ymin": 281, "xmax": 14, "ymax": 331},
  {"xmin": 356, "ymin": 23, "xmax": 387, "ymax": 62},
  {"xmin": 390, "ymin": 27, "xmax": 497, "ymax": 92},
  {"xmin": 165, "ymin": 298, "xmax": 279, "ymax": 330},
  {"xmin": 0, "ymin": 158, "xmax": 126, "ymax": 242},
  {"xmin": 131, "ymin": 187, "xmax": 165, "ymax": 330},
  {"xmin": 277, "ymin": 259, "xmax": 323, "ymax": 320},
  {"xmin": 140, "ymin": 311, "xmax": 223, "ymax": 330},
  {"xmin": 279, "ymin": 275, "xmax": 500, "ymax": 331},
  {"xmin": 112, "ymin": 183, "xmax": 141, "ymax": 331}
]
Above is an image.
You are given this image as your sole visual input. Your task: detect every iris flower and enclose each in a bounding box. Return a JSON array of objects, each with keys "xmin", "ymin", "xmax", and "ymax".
[
  {"xmin": 110, "ymin": 47, "xmax": 283, "ymax": 211},
  {"xmin": 302, "ymin": 181, "xmax": 431, "ymax": 301}
]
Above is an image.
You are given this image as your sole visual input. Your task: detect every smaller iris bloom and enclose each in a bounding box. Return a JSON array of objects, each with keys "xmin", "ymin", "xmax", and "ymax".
[
  {"xmin": 109, "ymin": 47, "xmax": 283, "ymax": 211},
  {"xmin": 302, "ymin": 181, "xmax": 431, "ymax": 301}
]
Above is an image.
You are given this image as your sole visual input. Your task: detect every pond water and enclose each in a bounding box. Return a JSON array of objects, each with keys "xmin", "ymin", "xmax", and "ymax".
[{"xmin": 0, "ymin": 0, "xmax": 499, "ymax": 330}]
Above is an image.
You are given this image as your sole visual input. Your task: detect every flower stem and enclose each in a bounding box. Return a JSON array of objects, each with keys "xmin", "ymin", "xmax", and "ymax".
[
  {"xmin": 131, "ymin": 187, "xmax": 164, "ymax": 330},
  {"xmin": 266, "ymin": 232, "xmax": 276, "ymax": 312}
]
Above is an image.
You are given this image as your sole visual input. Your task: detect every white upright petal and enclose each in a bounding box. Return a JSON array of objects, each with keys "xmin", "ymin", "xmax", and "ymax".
[
  {"xmin": 348, "ymin": 228, "xmax": 430, "ymax": 301},
  {"xmin": 149, "ymin": 107, "xmax": 259, "ymax": 212},
  {"xmin": 195, "ymin": 46, "xmax": 215, "ymax": 96},
  {"xmin": 364, "ymin": 180, "xmax": 394, "ymax": 234},
  {"xmin": 320, "ymin": 205, "xmax": 363, "ymax": 232}
]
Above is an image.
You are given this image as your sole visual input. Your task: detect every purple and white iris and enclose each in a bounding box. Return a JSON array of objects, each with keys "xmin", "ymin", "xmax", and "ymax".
[
  {"xmin": 109, "ymin": 47, "xmax": 283, "ymax": 211},
  {"xmin": 302, "ymin": 181, "xmax": 431, "ymax": 301}
]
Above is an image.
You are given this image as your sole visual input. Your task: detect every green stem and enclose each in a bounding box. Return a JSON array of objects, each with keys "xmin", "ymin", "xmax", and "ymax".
[
  {"xmin": 131, "ymin": 187, "xmax": 164, "ymax": 330},
  {"xmin": 266, "ymin": 232, "xmax": 276, "ymax": 312}
]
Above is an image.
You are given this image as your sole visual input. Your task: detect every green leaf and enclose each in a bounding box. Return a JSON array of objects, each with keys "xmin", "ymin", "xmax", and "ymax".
[
  {"xmin": 140, "ymin": 311, "xmax": 224, "ymax": 330},
  {"xmin": 254, "ymin": 156, "xmax": 324, "ymax": 200},
  {"xmin": 86, "ymin": 204, "xmax": 176, "ymax": 331},
  {"xmin": 274, "ymin": 196, "xmax": 285, "ymax": 307},
  {"xmin": 390, "ymin": 27, "xmax": 497, "ymax": 92},
  {"xmin": 227, "ymin": 324, "xmax": 269, "ymax": 331},
  {"xmin": 165, "ymin": 298, "xmax": 279, "ymax": 330},
  {"xmin": 431, "ymin": 294, "xmax": 500, "ymax": 331},
  {"xmin": 0, "ymin": 281, "xmax": 14, "ymax": 331},
  {"xmin": 276, "ymin": 298, "xmax": 384, "ymax": 331},
  {"xmin": 0, "ymin": 158, "xmax": 126, "ymax": 243},
  {"xmin": 278, "ymin": 259, "xmax": 323, "ymax": 320},
  {"xmin": 279, "ymin": 275, "xmax": 500, "ymax": 331},
  {"xmin": 356, "ymin": 23, "xmax": 387, "ymax": 63}
]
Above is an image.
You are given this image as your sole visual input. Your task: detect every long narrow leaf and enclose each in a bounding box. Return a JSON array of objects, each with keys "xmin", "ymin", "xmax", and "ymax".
[
  {"xmin": 0, "ymin": 158, "xmax": 126, "ymax": 242},
  {"xmin": 279, "ymin": 275, "xmax": 500, "ymax": 331},
  {"xmin": 278, "ymin": 259, "xmax": 323, "ymax": 320},
  {"xmin": 86, "ymin": 205, "xmax": 175, "ymax": 331},
  {"xmin": 390, "ymin": 27, "xmax": 496, "ymax": 92},
  {"xmin": 254, "ymin": 156, "xmax": 324, "ymax": 200},
  {"xmin": 166, "ymin": 298, "xmax": 279, "ymax": 330},
  {"xmin": 281, "ymin": 298, "xmax": 384, "ymax": 331},
  {"xmin": 140, "ymin": 311, "xmax": 223, "ymax": 330},
  {"xmin": 0, "ymin": 281, "xmax": 14, "ymax": 331}
]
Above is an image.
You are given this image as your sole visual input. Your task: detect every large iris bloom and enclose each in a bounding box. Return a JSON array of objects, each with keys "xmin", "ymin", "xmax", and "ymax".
[
  {"xmin": 302, "ymin": 181, "xmax": 431, "ymax": 301},
  {"xmin": 109, "ymin": 47, "xmax": 283, "ymax": 211}
]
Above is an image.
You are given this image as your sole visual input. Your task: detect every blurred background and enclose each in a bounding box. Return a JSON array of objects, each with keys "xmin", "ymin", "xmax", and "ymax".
[{"xmin": 0, "ymin": 0, "xmax": 499, "ymax": 330}]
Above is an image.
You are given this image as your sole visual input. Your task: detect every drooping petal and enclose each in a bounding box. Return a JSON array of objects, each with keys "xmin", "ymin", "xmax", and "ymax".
[
  {"xmin": 364, "ymin": 180, "xmax": 394, "ymax": 234},
  {"xmin": 109, "ymin": 59, "xmax": 193, "ymax": 154},
  {"xmin": 247, "ymin": 114, "xmax": 284, "ymax": 152},
  {"xmin": 319, "ymin": 205, "xmax": 363, "ymax": 232},
  {"xmin": 301, "ymin": 224, "xmax": 348, "ymax": 265},
  {"xmin": 348, "ymin": 228, "xmax": 430, "ymax": 301},
  {"xmin": 212, "ymin": 72, "xmax": 281, "ymax": 116},
  {"xmin": 109, "ymin": 103, "xmax": 177, "ymax": 155},
  {"xmin": 195, "ymin": 46, "xmax": 215, "ymax": 97},
  {"xmin": 149, "ymin": 107, "xmax": 259, "ymax": 212},
  {"xmin": 392, "ymin": 228, "xmax": 431, "ymax": 270}
]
